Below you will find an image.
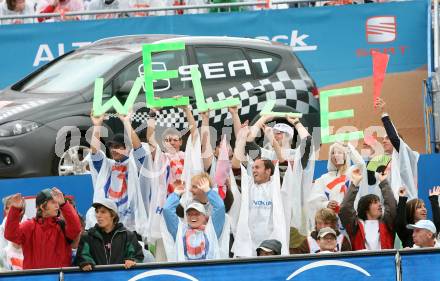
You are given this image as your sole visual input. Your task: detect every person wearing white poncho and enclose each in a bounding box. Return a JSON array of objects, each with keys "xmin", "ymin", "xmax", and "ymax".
[
  {"xmin": 86, "ymin": 112, "xmax": 149, "ymax": 240},
  {"xmin": 163, "ymin": 174, "xmax": 225, "ymax": 261},
  {"xmin": 307, "ymin": 141, "xmax": 365, "ymax": 227},
  {"xmin": 375, "ymin": 97, "xmax": 419, "ymax": 200}
]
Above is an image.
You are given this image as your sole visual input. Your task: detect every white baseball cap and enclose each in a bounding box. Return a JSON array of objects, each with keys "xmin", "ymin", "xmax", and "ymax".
[
  {"xmin": 92, "ymin": 198, "xmax": 118, "ymax": 215},
  {"xmin": 185, "ymin": 202, "xmax": 207, "ymax": 215},
  {"xmin": 273, "ymin": 123, "xmax": 294, "ymax": 139},
  {"xmin": 407, "ymin": 220, "xmax": 437, "ymax": 234}
]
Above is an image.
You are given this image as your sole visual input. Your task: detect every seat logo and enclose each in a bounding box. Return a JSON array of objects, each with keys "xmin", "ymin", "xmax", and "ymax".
[{"xmin": 366, "ymin": 16, "xmax": 396, "ymax": 44}]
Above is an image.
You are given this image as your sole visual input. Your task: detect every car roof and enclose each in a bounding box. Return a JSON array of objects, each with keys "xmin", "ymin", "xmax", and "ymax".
[{"xmin": 88, "ymin": 34, "xmax": 287, "ymax": 52}]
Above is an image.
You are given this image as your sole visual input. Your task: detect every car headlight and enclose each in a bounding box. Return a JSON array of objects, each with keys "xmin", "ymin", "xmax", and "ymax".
[{"xmin": 0, "ymin": 120, "xmax": 40, "ymax": 137}]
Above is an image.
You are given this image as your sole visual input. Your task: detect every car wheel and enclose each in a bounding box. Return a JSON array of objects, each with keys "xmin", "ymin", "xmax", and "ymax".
[{"xmin": 53, "ymin": 139, "xmax": 91, "ymax": 176}]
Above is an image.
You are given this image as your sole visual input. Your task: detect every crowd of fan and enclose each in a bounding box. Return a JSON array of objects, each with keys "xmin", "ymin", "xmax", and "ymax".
[
  {"xmin": 0, "ymin": 0, "xmax": 391, "ymax": 24},
  {"xmin": 0, "ymin": 97, "xmax": 437, "ymax": 272}
]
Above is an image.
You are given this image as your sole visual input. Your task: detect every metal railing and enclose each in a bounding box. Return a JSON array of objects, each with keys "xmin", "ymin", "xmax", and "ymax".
[{"xmin": 0, "ymin": 0, "xmax": 324, "ymax": 21}]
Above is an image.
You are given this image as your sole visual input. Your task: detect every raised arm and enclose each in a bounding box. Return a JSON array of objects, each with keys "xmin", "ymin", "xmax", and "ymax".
[
  {"xmin": 198, "ymin": 178, "xmax": 225, "ymax": 238},
  {"xmin": 51, "ymin": 188, "xmax": 81, "ymax": 241},
  {"xmin": 146, "ymin": 109, "xmax": 158, "ymax": 149},
  {"xmin": 246, "ymin": 115, "xmax": 273, "ymax": 143},
  {"xmin": 200, "ymin": 111, "xmax": 214, "ymax": 171},
  {"xmin": 119, "ymin": 113, "xmax": 141, "ymax": 150},
  {"xmin": 395, "ymin": 187, "xmax": 411, "ymax": 245},
  {"xmin": 340, "ymin": 168, "xmax": 363, "ymax": 235},
  {"xmin": 375, "ymin": 97, "xmax": 400, "ymax": 151},
  {"xmin": 429, "ymin": 186, "xmax": 440, "ymax": 233},
  {"xmin": 228, "ymin": 106, "xmax": 242, "ymax": 139},
  {"xmin": 4, "ymin": 194, "xmax": 27, "ymax": 245},
  {"xmin": 90, "ymin": 112, "xmax": 105, "ymax": 155},
  {"xmin": 231, "ymin": 125, "xmax": 250, "ymax": 169},
  {"xmin": 287, "ymin": 117, "xmax": 312, "ymax": 169},
  {"xmin": 180, "ymin": 105, "xmax": 197, "ymax": 141},
  {"xmin": 379, "ymin": 174, "xmax": 397, "ymax": 229},
  {"xmin": 163, "ymin": 180, "xmax": 185, "ymax": 240}
]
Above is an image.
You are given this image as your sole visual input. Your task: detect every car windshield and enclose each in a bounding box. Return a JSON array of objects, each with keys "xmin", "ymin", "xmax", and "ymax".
[{"xmin": 20, "ymin": 48, "xmax": 134, "ymax": 94}]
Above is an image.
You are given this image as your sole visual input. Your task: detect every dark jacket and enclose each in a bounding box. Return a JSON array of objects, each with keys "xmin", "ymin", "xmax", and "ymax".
[
  {"xmin": 75, "ymin": 223, "xmax": 143, "ymax": 268},
  {"xmin": 340, "ymin": 181, "xmax": 397, "ymax": 250},
  {"xmin": 395, "ymin": 195, "xmax": 440, "ymax": 248},
  {"xmin": 5, "ymin": 202, "xmax": 81, "ymax": 269}
]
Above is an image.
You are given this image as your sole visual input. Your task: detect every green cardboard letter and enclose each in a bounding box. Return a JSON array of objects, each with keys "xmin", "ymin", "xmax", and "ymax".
[
  {"xmin": 260, "ymin": 100, "xmax": 303, "ymax": 118},
  {"xmin": 142, "ymin": 42, "xmax": 189, "ymax": 108},
  {"xmin": 92, "ymin": 77, "xmax": 143, "ymax": 116},
  {"xmin": 320, "ymin": 86, "xmax": 364, "ymax": 143}
]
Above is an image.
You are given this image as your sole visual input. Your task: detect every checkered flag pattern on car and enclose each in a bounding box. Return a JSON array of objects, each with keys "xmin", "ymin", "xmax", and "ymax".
[
  {"xmin": 131, "ymin": 70, "xmax": 319, "ymax": 130},
  {"xmin": 0, "ymin": 100, "xmax": 52, "ymax": 122}
]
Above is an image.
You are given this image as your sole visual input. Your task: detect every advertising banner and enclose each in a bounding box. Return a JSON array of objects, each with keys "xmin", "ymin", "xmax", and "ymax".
[
  {"xmin": 400, "ymin": 250, "xmax": 440, "ymax": 281},
  {"xmin": 62, "ymin": 254, "xmax": 397, "ymax": 281}
]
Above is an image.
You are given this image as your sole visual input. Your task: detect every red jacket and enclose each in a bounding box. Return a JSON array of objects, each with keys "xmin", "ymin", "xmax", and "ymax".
[
  {"xmin": 347, "ymin": 220, "xmax": 394, "ymax": 251},
  {"xmin": 4, "ymin": 202, "xmax": 81, "ymax": 269}
]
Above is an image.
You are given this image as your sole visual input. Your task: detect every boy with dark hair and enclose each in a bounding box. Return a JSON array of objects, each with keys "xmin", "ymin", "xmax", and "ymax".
[
  {"xmin": 76, "ymin": 198, "xmax": 144, "ymax": 271},
  {"xmin": 4, "ymin": 188, "xmax": 81, "ymax": 269},
  {"xmin": 340, "ymin": 168, "xmax": 397, "ymax": 251}
]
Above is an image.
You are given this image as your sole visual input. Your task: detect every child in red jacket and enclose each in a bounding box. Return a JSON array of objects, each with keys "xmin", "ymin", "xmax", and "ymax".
[{"xmin": 4, "ymin": 187, "xmax": 81, "ymax": 269}]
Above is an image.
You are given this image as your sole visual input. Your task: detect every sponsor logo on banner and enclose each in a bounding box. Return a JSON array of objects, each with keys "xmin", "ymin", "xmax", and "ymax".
[
  {"xmin": 256, "ymin": 30, "xmax": 318, "ymax": 52},
  {"xmin": 286, "ymin": 260, "xmax": 371, "ymax": 280},
  {"xmin": 128, "ymin": 269, "xmax": 199, "ymax": 281},
  {"xmin": 356, "ymin": 16, "xmax": 407, "ymax": 57},
  {"xmin": 366, "ymin": 16, "xmax": 397, "ymax": 44}
]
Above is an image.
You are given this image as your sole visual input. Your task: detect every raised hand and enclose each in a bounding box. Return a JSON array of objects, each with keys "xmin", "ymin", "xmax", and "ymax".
[
  {"xmin": 228, "ymin": 106, "xmax": 238, "ymax": 115},
  {"xmin": 9, "ymin": 193, "xmax": 24, "ymax": 209},
  {"xmin": 374, "ymin": 97, "xmax": 386, "ymax": 112},
  {"xmin": 429, "ymin": 186, "xmax": 440, "ymax": 197},
  {"xmin": 117, "ymin": 111, "xmax": 132, "ymax": 123},
  {"xmin": 327, "ymin": 200, "xmax": 339, "ymax": 211},
  {"xmin": 90, "ymin": 111, "xmax": 105, "ymax": 126},
  {"xmin": 377, "ymin": 170, "xmax": 388, "ymax": 183},
  {"xmin": 399, "ymin": 187, "xmax": 407, "ymax": 197},
  {"xmin": 173, "ymin": 180, "xmax": 185, "ymax": 196},
  {"xmin": 50, "ymin": 187, "xmax": 65, "ymax": 205},
  {"xmin": 199, "ymin": 110, "xmax": 210, "ymax": 120},
  {"xmin": 197, "ymin": 177, "xmax": 211, "ymax": 193},
  {"xmin": 286, "ymin": 116, "xmax": 300, "ymax": 126},
  {"xmin": 351, "ymin": 168, "xmax": 363, "ymax": 186}
]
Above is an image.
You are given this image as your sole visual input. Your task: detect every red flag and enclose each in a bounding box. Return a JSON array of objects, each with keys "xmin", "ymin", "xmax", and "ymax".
[{"xmin": 372, "ymin": 50, "xmax": 390, "ymax": 107}]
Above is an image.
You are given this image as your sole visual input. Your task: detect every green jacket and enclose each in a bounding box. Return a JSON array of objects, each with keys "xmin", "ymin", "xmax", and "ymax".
[{"xmin": 75, "ymin": 223, "xmax": 143, "ymax": 268}]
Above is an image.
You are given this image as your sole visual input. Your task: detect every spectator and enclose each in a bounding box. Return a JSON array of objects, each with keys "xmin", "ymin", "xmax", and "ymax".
[
  {"xmin": 316, "ymin": 227, "xmax": 338, "ymax": 253},
  {"xmin": 340, "ymin": 168, "xmax": 397, "ymax": 251},
  {"xmin": 396, "ymin": 186, "xmax": 440, "ymax": 248},
  {"xmin": 37, "ymin": 0, "xmax": 84, "ymax": 22},
  {"xmin": 147, "ymin": 105, "xmax": 197, "ymax": 196},
  {"xmin": 0, "ymin": 195, "xmax": 25, "ymax": 270},
  {"xmin": 291, "ymin": 208, "xmax": 351, "ymax": 254},
  {"xmin": 232, "ymin": 125, "xmax": 287, "ymax": 256},
  {"xmin": 256, "ymin": 239, "xmax": 282, "ymax": 256},
  {"xmin": 75, "ymin": 198, "xmax": 144, "ymax": 271},
  {"xmin": 4, "ymin": 188, "xmax": 81, "ymax": 269},
  {"xmin": 407, "ymin": 220, "xmax": 439, "ymax": 248},
  {"xmin": 308, "ymin": 142, "xmax": 364, "ymax": 225},
  {"xmin": 86, "ymin": 0, "xmax": 130, "ymax": 20},
  {"xmin": 162, "ymin": 173, "xmax": 226, "ymax": 261},
  {"xmin": 375, "ymin": 97, "xmax": 419, "ymax": 199},
  {"xmin": 87, "ymin": 112, "xmax": 149, "ymax": 240},
  {"xmin": 210, "ymin": 0, "xmax": 239, "ymax": 12},
  {"xmin": 0, "ymin": 0, "xmax": 35, "ymax": 24}
]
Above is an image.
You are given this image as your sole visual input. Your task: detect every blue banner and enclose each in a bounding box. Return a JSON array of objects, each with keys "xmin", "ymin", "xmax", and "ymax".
[
  {"xmin": 0, "ymin": 174, "xmax": 93, "ymax": 222},
  {"xmin": 0, "ymin": 272, "xmax": 59, "ymax": 281},
  {"xmin": 400, "ymin": 250, "xmax": 440, "ymax": 281},
  {"xmin": 0, "ymin": 1, "xmax": 427, "ymax": 89},
  {"xmin": 63, "ymin": 253, "xmax": 396, "ymax": 281}
]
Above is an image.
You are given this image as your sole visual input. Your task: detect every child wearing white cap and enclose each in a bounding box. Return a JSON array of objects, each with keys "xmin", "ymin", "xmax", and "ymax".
[{"xmin": 162, "ymin": 173, "xmax": 226, "ymax": 261}]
